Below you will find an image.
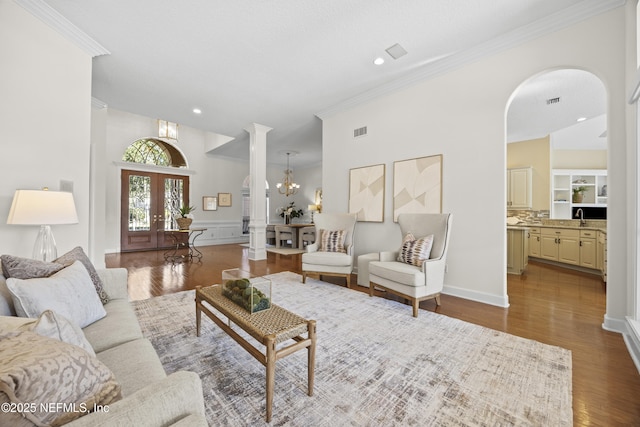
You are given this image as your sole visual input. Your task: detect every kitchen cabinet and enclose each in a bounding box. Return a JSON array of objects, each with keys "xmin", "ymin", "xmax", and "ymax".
[
  {"xmin": 528, "ymin": 227, "xmax": 541, "ymax": 258},
  {"xmin": 539, "ymin": 228, "xmax": 580, "ymax": 265},
  {"xmin": 579, "ymin": 229, "xmax": 597, "ymax": 269},
  {"xmin": 598, "ymin": 231, "xmax": 607, "ymax": 282},
  {"xmin": 507, "ymin": 227, "xmax": 529, "ymax": 275},
  {"xmin": 507, "ymin": 167, "xmax": 532, "ymax": 209},
  {"xmin": 552, "ymin": 169, "xmax": 607, "ymax": 219}
]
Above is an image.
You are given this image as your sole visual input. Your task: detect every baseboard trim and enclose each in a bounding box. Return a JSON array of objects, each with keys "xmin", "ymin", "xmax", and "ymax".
[
  {"xmin": 443, "ymin": 284, "xmax": 510, "ymax": 308},
  {"xmin": 624, "ymin": 318, "xmax": 640, "ymax": 375}
]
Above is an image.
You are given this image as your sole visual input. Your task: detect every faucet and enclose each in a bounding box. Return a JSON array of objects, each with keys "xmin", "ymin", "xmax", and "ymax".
[{"xmin": 575, "ymin": 208, "xmax": 586, "ymax": 227}]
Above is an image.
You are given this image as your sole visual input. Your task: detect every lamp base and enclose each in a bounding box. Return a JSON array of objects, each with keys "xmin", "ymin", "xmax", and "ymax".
[{"xmin": 33, "ymin": 225, "xmax": 58, "ymax": 262}]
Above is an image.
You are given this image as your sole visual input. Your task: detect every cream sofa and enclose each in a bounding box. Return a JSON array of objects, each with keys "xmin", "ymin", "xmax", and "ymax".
[{"xmin": 0, "ymin": 267, "xmax": 208, "ymax": 427}]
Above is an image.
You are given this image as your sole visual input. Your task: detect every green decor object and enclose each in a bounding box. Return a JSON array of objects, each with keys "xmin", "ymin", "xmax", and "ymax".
[
  {"xmin": 572, "ymin": 186, "xmax": 588, "ymax": 203},
  {"xmin": 221, "ymin": 269, "xmax": 271, "ymax": 313}
]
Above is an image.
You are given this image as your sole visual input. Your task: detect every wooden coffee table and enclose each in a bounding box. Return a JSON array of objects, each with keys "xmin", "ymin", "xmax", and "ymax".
[{"xmin": 195, "ymin": 285, "xmax": 316, "ymax": 422}]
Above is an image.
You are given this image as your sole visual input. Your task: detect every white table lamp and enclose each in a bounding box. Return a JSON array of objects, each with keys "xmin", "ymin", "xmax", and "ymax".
[{"xmin": 6, "ymin": 189, "xmax": 79, "ymax": 261}]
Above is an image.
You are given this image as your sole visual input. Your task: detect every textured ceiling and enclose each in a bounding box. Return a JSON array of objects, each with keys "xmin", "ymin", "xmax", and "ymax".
[{"xmin": 41, "ymin": 0, "xmax": 610, "ymax": 166}]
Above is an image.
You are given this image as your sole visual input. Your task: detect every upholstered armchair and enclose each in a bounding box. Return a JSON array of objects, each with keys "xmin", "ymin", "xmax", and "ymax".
[
  {"xmin": 298, "ymin": 226, "xmax": 315, "ymax": 249},
  {"xmin": 301, "ymin": 213, "xmax": 357, "ymax": 288},
  {"xmin": 275, "ymin": 225, "xmax": 293, "ymax": 248},
  {"xmin": 369, "ymin": 213, "xmax": 452, "ymax": 317},
  {"xmin": 266, "ymin": 225, "xmax": 276, "ymax": 246}
]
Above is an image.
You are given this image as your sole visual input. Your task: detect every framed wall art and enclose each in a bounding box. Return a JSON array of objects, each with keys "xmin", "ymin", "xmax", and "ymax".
[
  {"xmin": 218, "ymin": 192, "xmax": 232, "ymax": 207},
  {"xmin": 393, "ymin": 154, "xmax": 442, "ymax": 221},
  {"xmin": 349, "ymin": 163, "xmax": 385, "ymax": 222},
  {"xmin": 203, "ymin": 196, "xmax": 217, "ymax": 211}
]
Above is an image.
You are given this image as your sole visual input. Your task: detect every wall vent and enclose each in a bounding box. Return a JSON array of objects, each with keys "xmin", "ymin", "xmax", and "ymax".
[
  {"xmin": 546, "ymin": 97, "xmax": 561, "ymax": 105},
  {"xmin": 353, "ymin": 126, "xmax": 368, "ymax": 138}
]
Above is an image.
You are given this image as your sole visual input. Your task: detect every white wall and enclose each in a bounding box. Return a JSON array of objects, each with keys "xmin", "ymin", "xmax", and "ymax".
[
  {"xmin": 0, "ymin": 1, "xmax": 92, "ymax": 259},
  {"xmin": 321, "ymin": 5, "xmax": 630, "ymax": 321}
]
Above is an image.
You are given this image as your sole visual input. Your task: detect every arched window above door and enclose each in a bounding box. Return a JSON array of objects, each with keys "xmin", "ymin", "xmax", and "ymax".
[{"xmin": 122, "ymin": 138, "xmax": 187, "ymax": 167}]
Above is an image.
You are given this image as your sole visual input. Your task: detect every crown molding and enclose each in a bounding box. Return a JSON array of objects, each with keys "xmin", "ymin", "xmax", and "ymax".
[
  {"xmin": 14, "ymin": 0, "xmax": 110, "ymax": 57},
  {"xmin": 316, "ymin": 0, "xmax": 625, "ymax": 120}
]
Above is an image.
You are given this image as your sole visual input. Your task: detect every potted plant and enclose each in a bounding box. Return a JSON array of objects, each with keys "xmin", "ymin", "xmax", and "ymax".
[
  {"xmin": 176, "ymin": 204, "xmax": 195, "ymax": 229},
  {"xmin": 278, "ymin": 201, "xmax": 304, "ymax": 224},
  {"xmin": 572, "ymin": 186, "xmax": 588, "ymax": 203}
]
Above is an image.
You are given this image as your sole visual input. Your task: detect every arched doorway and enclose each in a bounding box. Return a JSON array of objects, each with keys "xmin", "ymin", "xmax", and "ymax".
[
  {"xmin": 120, "ymin": 138, "xmax": 191, "ymax": 251},
  {"xmin": 505, "ymin": 68, "xmax": 608, "ymax": 299}
]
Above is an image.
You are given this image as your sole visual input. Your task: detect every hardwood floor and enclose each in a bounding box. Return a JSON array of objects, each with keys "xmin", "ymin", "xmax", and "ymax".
[{"xmin": 106, "ymin": 245, "xmax": 640, "ymax": 426}]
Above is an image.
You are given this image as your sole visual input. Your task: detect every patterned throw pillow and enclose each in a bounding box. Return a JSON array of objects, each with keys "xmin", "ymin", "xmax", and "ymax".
[
  {"xmin": 397, "ymin": 233, "xmax": 434, "ymax": 267},
  {"xmin": 0, "ymin": 254, "xmax": 64, "ymax": 279},
  {"xmin": 56, "ymin": 246, "xmax": 110, "ymax": 304},
  {"xmin": 0, "ymin": 331, "xmax": 121, "ymax": 426},
  {"xmin": 6, "ymin": 261, "xmax": 107, "ymax": 328},
  {"xmin": 319, "ymin": 229, "xmax": 346, "ymax": 253}
]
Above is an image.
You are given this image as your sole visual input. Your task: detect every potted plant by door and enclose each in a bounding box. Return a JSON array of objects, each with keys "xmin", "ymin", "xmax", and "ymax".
[
  {"xmin": 176, "ymin": 204, "xmax": 195, "ymax": 229},
  {"xmin": 572, "ymin": 186, "xmax": 587, "ymax": 203}
]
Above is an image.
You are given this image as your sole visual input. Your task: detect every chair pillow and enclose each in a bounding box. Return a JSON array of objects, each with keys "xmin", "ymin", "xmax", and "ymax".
[
  {"xmin": 397, "ymin": 233, "xmax": 434, "ymax": 267},
  {"xmin": 319, "ymin": 229, "xmax": 346, "ymax": 253},
  {"xmin": 0, "ymin": 330, "xmax": 121, "ymax": 427},
  {"xmin": 15, "ymin": 310, "xmax": 95, "ymax": 357},
  {"xmin": 6, "ymin": 260, "xmax": 106, "ymax": 328},
  {"xmin": 0, "ymin": 254, "xmax": 64, "ymax": 279},
  {"xmin": 55, "ymin": 246, "xmax": 109, "ymax": 304}
]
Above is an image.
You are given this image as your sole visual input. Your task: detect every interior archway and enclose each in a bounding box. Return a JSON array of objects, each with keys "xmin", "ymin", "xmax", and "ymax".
[{"xmin": 505, "ymin": 68, "xmax": 608, "ymax": 301}]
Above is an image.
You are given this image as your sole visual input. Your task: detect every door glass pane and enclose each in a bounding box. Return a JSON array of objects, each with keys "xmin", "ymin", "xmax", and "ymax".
[
  {"xmin": 165, "ymin": 178, "xmax": 185, "ymax": 230},
  {"xmin": 128, "ymin": 175, "xmax": 151, "ymax": 231}
]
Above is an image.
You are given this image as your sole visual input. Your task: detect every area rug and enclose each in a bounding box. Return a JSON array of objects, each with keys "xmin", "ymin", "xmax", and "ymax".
[{"xmin": 133, "ymin": 272, "xmax": 572, "ymax": 426}]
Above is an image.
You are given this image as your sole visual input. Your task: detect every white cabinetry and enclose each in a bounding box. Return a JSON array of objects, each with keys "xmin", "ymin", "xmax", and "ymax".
[
  {"xmin": 507, "ymin": 167, "xmax": 532, "ymax": 209},
  {"xmin": 551, "ymin": 169, "xmax": 607, "ymax": 219}
]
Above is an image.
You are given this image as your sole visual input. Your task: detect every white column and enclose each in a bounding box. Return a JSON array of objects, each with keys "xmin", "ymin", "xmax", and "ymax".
[{"xmin": 245, "ymin": 123, "xmax": 272, "ymax": 260}]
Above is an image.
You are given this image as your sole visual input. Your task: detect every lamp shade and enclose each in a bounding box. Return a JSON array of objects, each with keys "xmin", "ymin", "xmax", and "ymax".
[{"xmin": 7, "ymin": 190, "xmax": 78, "ymax": 225}]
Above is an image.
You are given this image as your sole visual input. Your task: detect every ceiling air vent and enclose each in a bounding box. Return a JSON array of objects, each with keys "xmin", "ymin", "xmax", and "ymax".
[
  {"xmin": 353, "ymin": 126, "xmax": 368, "ymax": 138},
  {"xmin": 546, "ymin": 97, "xmax": 561, "ymax": 105}
]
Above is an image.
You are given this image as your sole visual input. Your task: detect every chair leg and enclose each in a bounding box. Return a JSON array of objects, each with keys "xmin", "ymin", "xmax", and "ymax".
[
  {"xmin": 412, "ymin": 299, "xmax": 419, "ymax": 317},
  {"xmin": 435, "ymin": 294, "xmax": 441, "ymax": 306},
  {"xmin": 369, "ymin": 282, "xmax": 374, "ymax": 297},
  {"xmin": 346, "ymin": 274, "xmax": 351, "ymax": 289},
  {"xmin": 302, "ymin": 272, "xmax": 307, "ymax": 284}
]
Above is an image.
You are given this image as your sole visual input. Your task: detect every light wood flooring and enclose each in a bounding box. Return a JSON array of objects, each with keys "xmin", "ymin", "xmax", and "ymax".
[{"xmin": 106, "ymin": 244, "xmax": 640, "ymax": 426}]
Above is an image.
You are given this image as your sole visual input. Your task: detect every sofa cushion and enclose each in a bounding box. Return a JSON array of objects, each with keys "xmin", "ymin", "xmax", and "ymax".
[
  {"xmin": 370, "ymin": 261, "xmax": 425, "ymax": 287},
  {"xmin": 83, "ymin": 299, "xmax": 144, "ymax": 353},
  {"xmin": 0, "ymin": 254, "xmax": 63, "ymax": 279},
  {"xmin": 0, "ymin": 275, "xmax": 14, "ymax": 316},
  {"xmin": 0, "ymin": 310, "xmax": 95, "ymax": 357},
  {"xmin": 55, "ymin": 247, "xmax": 110, "ymax": 304},
  {"xmin": 302, "ymin": 250, "xmax": 352, "ymax": 267},
  {"xmin": 6, "ymin": 261, "xmax": 106, "ymax": 328},
  {"xmin": 0, "ymin": 330, "xmax": 121, "ymax": 427},
  {"xmin": 96, "ymin": 339, "xmax": 166, "ymax": 396},
  {"xmin": 397, "ymin": 233, "xmax": 434, "ymax": 267}
]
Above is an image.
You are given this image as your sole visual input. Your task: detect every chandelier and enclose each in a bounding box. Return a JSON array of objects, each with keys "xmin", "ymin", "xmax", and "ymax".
[{"xmin": 276, "ymin": 152, "xmax": 300, "ymax": 196}]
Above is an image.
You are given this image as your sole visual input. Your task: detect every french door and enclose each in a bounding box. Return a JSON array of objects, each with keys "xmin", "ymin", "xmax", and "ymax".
[{"xmin": 120, "ymin": 170, "xmax": 190, "ymax": 252}]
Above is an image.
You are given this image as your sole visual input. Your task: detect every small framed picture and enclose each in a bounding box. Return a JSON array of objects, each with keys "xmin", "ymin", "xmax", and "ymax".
[
  {"xmin": 218, "ymin": 192, "xmax": 232, "ymax": 207},
  {"xmin": 203, "ymin": 196, "xmax": 217, "ymax": 211}
]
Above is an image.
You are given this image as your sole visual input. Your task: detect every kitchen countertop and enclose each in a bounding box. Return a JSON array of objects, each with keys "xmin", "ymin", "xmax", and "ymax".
[{"xmin": 507, "ymin": 221, "xmax": 606, "ymax": 233}]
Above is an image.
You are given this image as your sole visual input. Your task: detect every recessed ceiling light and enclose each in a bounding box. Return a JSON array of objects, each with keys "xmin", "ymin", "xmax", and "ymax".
[
  {"xmin": 193, "ymin": 108, "xmax": 202, "ymax": 114},
  {"xmin": 577, "ymin": 117, "xmax": 587, "ymax": 122},
  {"xmin": 373, "ymin": 57, "xmax": 385, "ymax": 65}
]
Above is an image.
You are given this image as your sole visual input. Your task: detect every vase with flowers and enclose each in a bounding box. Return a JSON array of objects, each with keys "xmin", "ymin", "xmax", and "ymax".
[{"xmin": 278, "ymin": 201, "xmax": 304, "ymax": 224}]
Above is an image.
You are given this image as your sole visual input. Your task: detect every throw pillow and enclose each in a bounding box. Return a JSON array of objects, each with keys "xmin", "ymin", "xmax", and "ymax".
[
  {"xmin": 22, "ymin": 310, "xmax": 96, "ymax": 357},
  {"xmin": 319, "ymin": 229, "xmax": 346, "ymax": 253},
  {"xmin": 397, "ymin": 233, "xmax": 434, "ymax": 267},
  {"xmin": 0, "ymin": 331, "xmax": 121, "ymax": 426},
  {"xmin": 0, "ymin": 254, "xmax": 64, "ymax": 280},
  {"xmin": 56, "ymin": 246, "xmax": 109, "ymax": 304},
  {"xmin": 6, "ymin": 260, "xmax": 107, "ymax": 328}
]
